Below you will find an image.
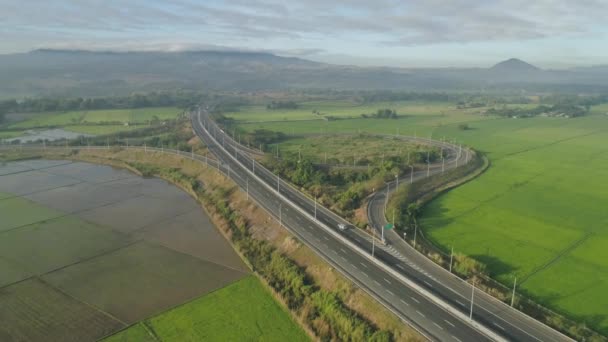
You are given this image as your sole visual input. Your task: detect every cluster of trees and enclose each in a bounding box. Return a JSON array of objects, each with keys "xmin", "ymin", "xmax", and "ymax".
[
  {"xmin": 361, "ymin": 108, "xmax": 398, "ymax": 119},
  {"xmin": 266, "ymin": 100, "xmax": 298, "ymax": 110},
  {"xmin": 264, "ymin": 150, "xmax": 440, "ymax": 220},
  {"xmin": 0, "ymin": 91, "xmax": 212, "ymax": 115},
  {"xmin": 485, "ymin": 104, "xmax": 589, "ymax": 118}
]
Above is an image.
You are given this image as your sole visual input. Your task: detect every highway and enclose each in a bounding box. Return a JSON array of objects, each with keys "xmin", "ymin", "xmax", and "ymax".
[{"xmin": 192, "ymin": 108, "xmax": 572, "ymax": 342}]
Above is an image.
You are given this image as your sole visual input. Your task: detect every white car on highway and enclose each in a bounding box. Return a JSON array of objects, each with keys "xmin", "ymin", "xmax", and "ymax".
[{"xmin": 338, "ymin": 223, "xmax": 347, "ymax": 231}]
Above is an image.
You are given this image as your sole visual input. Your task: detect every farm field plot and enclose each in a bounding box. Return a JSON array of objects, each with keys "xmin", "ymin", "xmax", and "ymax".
[
  {"xmin": 422, "ymin": 113, "xmax": 608, "ymax": 333},
  {"xmin": 0, "ymin": 159, "xmax": 253, "ymax": 341},
  {"xmin": 6, "ymin": 107, "xmax": 182, "ymax": 129},
  {"xmin": 42, "ymin": 241, "xmax": 248, "ymax": 323},
  {"xmin": 230, "ymin": 101, "xmax": 608, "ymax": 334},
  {"xmin": 226, "ymin": 100, "xmax": 479, "ymax": 124},
  {"xmin": 104, "ymin": 276, "xmax": 309, "ymax": 342},
  {"xmin": 0, "ymin": 215, "xmax": 132, "ymax": 287},
  {"xmin": 0, "ymin": 278, "xmax": 124, "ymax": 342},
  {"xmin": 235, "ymin": 111, "xmax": 492, "ymax": 138}
]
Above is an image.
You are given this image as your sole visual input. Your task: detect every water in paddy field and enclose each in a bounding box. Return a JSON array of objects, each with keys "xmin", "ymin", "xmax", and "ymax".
[{"xmin": 2, "ymin": 128, "xmax": 94, "ymax": 143}]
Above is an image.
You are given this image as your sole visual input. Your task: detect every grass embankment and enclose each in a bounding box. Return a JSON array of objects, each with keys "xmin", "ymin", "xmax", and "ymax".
[{"xmin": 10, "ymin": 143, "xmax": 423, "ymax": 341}]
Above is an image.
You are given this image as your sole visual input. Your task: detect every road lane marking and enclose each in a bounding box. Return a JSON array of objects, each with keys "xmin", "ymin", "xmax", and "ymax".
[
  {"xmin": 341, "ymin": 256, "xmax": 347, "ymax": 262},
  {"xmin": 411, "ymin": 297, "xmax": 420, "ymax": 304},
  {"xmin": 424, "ymin": 281, "xmax": 433, "ymax": 288},
  {"xmin": 396, "ymin": 264, "xmax": 405, "ymax": 270},
  {"xmin": 323, "ymin": 236, "xmax": 329, "ymax": 241},
  {"xmin": 360, "ymin": 262, "xmax": 368, "ymax": 268},
  {"xmin": 340, "ymin": 248, "xmax": 347, "ymax": 253},
  {"xmin": 433, "ymin": 322, "xmax": 443, "ymax": 330},
  {"xmin": 416, "ymin": 310, "xmax": 425, "ymax": 318},
  {"xmin": 383, "ymin": 278, "xmax": 391, "ymax": 285},
  {"xmin": 444, "ymin": 320, "xmax": 455, "ymax": 328},
  {"xmin": 493, "ymin": 322, "xmax": 506, "ymax": 331},
  {"xmin": 374, "ymin": 280, "xmax": 381, "ymax": 286},
  {"xmin": 400, "ymin": 299, "xmax": 409, "ymax": 306},
  {"xmin": 386, "ymin": 290, "xmax": 394, "ymax": 296},
  {"xmin": 363, "ymin": 272, "xmax": 369, "ymax": 278},
  {"xmin": 452, "ymin": 336, "xmax": 462, "ymax": 342},
  {"xmin": 456, "ymin": 300, "xmax": 465, "ymax": 306}
]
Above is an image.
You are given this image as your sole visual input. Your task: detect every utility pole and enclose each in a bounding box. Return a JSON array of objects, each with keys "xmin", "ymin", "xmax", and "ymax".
[
  {"xmin": 395, "ymin": 174, "xmax": 399, "ymax": 189},
  {"xmin": 277, "ymin": 175, "xmax": 280, "ymax": 193},
  {"xmin": 470, "ymin": 281, "xmax": 476, "ymax": 320},
  {"xmin": 410, "ymin": 165, "xmax": 414, "ymax": 184},
  {"xmin": 511, "ymin": 277, "xmax": 517, "ymax": 307}
]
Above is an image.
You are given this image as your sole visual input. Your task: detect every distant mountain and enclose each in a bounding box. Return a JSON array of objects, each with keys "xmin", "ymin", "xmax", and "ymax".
[
  {"xmin": 490, "ymin": 58, "xmax": 541, "ymax": 72},
  {"xmin": 0, "ymin": 49, "xmax": 607, "ymax": 98}
]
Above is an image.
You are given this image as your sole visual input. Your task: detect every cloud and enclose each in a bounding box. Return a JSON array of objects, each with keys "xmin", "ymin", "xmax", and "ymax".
[{"xmin": 0, "ymin": 0, "xmax": 606, "ymax": 54}]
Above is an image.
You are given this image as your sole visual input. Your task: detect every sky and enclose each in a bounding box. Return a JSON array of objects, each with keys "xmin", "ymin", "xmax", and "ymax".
[{"xmin": 1, "ymin": 0, "xmax": 607, "ymax": 69}]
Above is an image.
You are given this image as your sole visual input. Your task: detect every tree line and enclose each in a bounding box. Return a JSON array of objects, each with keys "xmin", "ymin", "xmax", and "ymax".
[
  {"xmin": 485, "ymin": 104, "xmax": 589, "ymax": 118},
  {"xmin": 0, "ymin": 91, "xmax": 212, "ymax": 116}
]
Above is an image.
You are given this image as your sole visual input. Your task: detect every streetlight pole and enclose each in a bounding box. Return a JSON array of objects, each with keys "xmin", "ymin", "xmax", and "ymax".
[
  {"xmin": 449, "ymin": 245, "xmax": 454, "ymax": 273},
  {"xmin": 470, "ymin": 281, "xmax": 476, "ymax": 320},
  {"xmin": 372, "ymin": 229, "xmax": 375, "ymax": 257},
  {"xmin": 277, "ymin": 175, "xmax": 280, "ymax": 193},
  {"xmin": 511, "ymin": 277, "xmax": 517, "ymax": 307}
]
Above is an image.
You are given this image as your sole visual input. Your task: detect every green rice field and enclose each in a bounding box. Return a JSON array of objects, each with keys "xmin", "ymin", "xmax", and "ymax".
[
  {"xmin": 104, "ymin": 276, "xmax": 309, "ymax": 342},
  {"xmin": 230, "ymin": 101, "xmax": 608, "ymax": 334},
  {"xmin": 7, "ymin": 107, "xmax": 182, "ymax": 129}
]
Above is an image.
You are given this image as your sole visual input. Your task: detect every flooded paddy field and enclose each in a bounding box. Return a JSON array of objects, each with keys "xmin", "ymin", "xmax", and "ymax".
[{"xmin": 0, "ymin": 160, "xmax": 249, "ymax": 341}]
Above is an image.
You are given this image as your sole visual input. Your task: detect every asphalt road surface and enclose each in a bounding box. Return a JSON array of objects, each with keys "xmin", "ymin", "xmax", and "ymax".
[{"xmin": 193, "ymin": 108, "xmax": 572, "ymax": 342}]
